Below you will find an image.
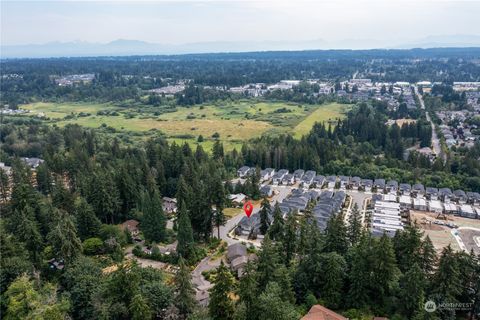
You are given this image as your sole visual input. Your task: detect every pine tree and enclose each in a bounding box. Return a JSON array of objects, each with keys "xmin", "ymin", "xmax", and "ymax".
[
  {"xmin": 209, "ymin": 262, "xmax": 236, "ymax": 320},
  {"xmin": 371, "ymin": 233, "xmax": 398, "ymax": 304},
  {"xmin": 256, "ymin": 236, "xmax": 281, "ymax": 290},
  {"xmin": 259, "ymin": 197, "xmax": 271, "ymax": 235},
  {"xmin": 431, "ymin": 245, "xmax": 461, "ymax": 302},
  {"xmin": 324, "ymin": 213, "xmax": 348, "ymax": 255},
  {"xmin": 140, "ymin": 190, "xmax": 167, "ymax": 243},
  {"xmin": 237, "ymin": 261, "xmax": 259, "ymax": 320},
  {"xmin": 268, "ymin": 203, "xmax": 284, "ymax": 241},
  {"xmin": 399, "ymin": 263, "xmax": 425, "ymax": 318},
  {"xmin": 347, "ymin": 234, "xmax": 373, "ymax": 308},
  {"xmin": 74, "ymin": 197, "xmax": 101, "ymax": 241},
  {"xmin": 129, "ymin": 293, "xmax": 152, "ymax": 320},
  {"xmin": 47, "ymin": 209, "xmax": 83, "ymax": 264},
  {"xmin": 176, "ymin": 201, "xmax": 195, "ymax": 261},
  {"xmin": 255, "ymin": 282, "xmax": 300, "ymax": 320},
  {"xmin": 318, "ymin": 252, "xmax": 347, "ymax": 309},
  {"xmin": 174, "ymin": 257, "xmax": 196, "ymax": 318},
  {"xmin": 283, "ymin": 213, "xmax": 297, "ymax": 265},
  {"xmin": 347, "ymin": 203, "xmax": 362, "ymax": 246},
  {"xmin": 420, "ymin": 235, "xmax": 437, "ymax": 276}
]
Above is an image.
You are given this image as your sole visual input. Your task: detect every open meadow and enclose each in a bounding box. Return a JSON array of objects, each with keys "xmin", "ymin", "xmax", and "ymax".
[{"xmin": 21, "ymin": 101, "xmax": 350, "ymax": 150}]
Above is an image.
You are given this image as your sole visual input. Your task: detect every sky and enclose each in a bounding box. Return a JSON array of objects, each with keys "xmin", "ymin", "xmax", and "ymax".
[{"xmin": 1, "ymin": 0, "xmax": 480, "ymax": 46}]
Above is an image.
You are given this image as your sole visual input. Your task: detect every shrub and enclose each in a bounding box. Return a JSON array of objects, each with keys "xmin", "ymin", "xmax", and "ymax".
[{"xmin": 83, "ymin": 237, "xmax": 104, "ymax": 255}]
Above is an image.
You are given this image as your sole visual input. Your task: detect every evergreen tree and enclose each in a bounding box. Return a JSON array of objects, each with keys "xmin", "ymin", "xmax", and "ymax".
[
  {"xmin": 347, "ymin": 234, "xmax": 373, "ymax": 308},
  {"xmin": 259, "ymin": 197, "xmax": 271, "ymax": 235},
  {"xmin": 129, "ymin": 293, "xmax": 152, "ymax": 320},
  {"xmin": 318, "ymin": 252, "xmax": 347, "ymax": 309},
  {"xmin": 283, "ymin": 213, "xmax": 297, "ymax": 265},
  {"xmin": 174, "ymin": 257, "xmax": 196, "ymax": 318},
  {"xmin": 255, "ymin": 282, "xmax": 300, "ymax": 320},
  {"xmin": 47, "ymin": 209, "xmax": 83, "ymax": 264},
  {"xmin": 74, "ymin": 197, "xmax": 102, "ymax": 241},
  {"xmin": 420, "ymin": 235, "xmax": 437, "ymax": 276},
  {"xmin": 371, "ymin": 233, "xmax": 398, "ymax": 305},
  {"xmin": 431, "ymin": 245, "xmax": 461, "ymax": 303},
  {"xmin": 268, "ymin": 203, "xmax": 284, "ymax": 241},
  {"xmin": 140, "ymin": 190, "xmax": 167, "ymax": 243},
  {"xmin": 176, "ymin": 201, "xmax": 195, "ymax": 261},
  {"xmin": 347, "ymin": 203, "xmax": 362, "ymax": 247},
  {"xmin": 256, "ymin": 236, "xmax": 281, "ymax": 290},
  {"xmin": 324, "ymin": 213, "xmax": 348, "ymax": 255},
  {"xmin": 209, "ymin": 262, "xmax": 236, "ymax": 320},
  {"xmin": 399, "ymin": 263, "xmax": 425, "ymax": 318},
  {"xmin": 237, "ymin": 262, "xmax": 259, "ymax": 320}
]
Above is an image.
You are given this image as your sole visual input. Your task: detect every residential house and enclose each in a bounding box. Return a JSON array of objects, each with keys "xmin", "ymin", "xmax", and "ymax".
[
  {"xmin": 162, "ymin": 197, "xmax": 177, "ymax": 213},
  {"xmin": 237, "ymin": 166, "xmax": 250, "ymax": 178},
  {"xmin": 121, "ymin": 219, "xmax": 140, "ymax": 237},
  {"xmin": 229, "ymin": 193, "xmax": 247, "ymax": 206},
  {"xmin": 300, "ymin": 170, "xmax": 316, "ymax": 188},
  {"xmin": 361, "ymin": 179, "xmax": 373, "ymax": 192},
  {"xmin": 259, "ymin": 168, "xmax": 275, "ymax": 181},
  {"xmin": 466, "ymin": 192, "xmax": 480, "ymax": 205},
  {"xmin": 413, "ymin": 198, "xmax": 427, "ymax": 211},
  {"xmin": 428, "ymin": 200, "xmax": 443, "ymax": 214},
  {"xmin": 326, "ymin": 176, "xmax": 337, "ymax": 189},
  {"xmin": 313, "ymin": 175, "xmax": 325, "ymax": 189},
  {"xmin": 459, "ymin": 205, "xmax": 477, "ymax": 219},
  {"xmin": 260, "ymin": 185, "xmax": 273, "ymax": 197},
  {"xmin": 293, "ymin": 169, "xmax": 305, "ymax": 182},
  {"xmin": 399, "ymin": 183, "xmax": 411, "ymax": 195},
  {"xmin": 439, "ymin": 188, "xmax": 453, "ymax": 203},
  {"xmin": 444, "ymin": 203, "xmax": 458, "ymax": 214},
  {"xmin": 386, "ymin": 180, "xmax": 398, "ymax": 194},
  {"xmin": 412, "ymin": 184, "xmax": 425, "ymax": 198},
  {"xmin": 339, "ymin": 176, "xmax": 350, "ymax": 189},
  {"xmin": 374, "ymin": 179, "xmax": 386, "ymax": 193},
  {"xmin": 383, "ymin": 193, "xmax": 397, "ymax": 202},
  {"xmin": 301, "ymin": 305, "xmax": 347, "ymax": 320},
  {"xmin": 227, "ymin": 243, "xmax": 247, "ymax": 263},
  {"xmin": 453, "ymin": 190, "xmax": 467, "ymax": 204},
  {"xmin": 272, "ymin": 169, "xmax": 288, "ymax": 185},
  {"xmin": 426, "ymin": 187, "xmax": 439, "ymax": 200},
  {"xmin": 282, "ymin": 174, "xmax": 294, "ymax": 185},
  {"xmin": 399, "ymin": 195, "xmax": 412, "ymax": 209},
  {"xmin": 21, "ymin": 157, "xmax": 44, "ymax": 169},
  {"xmin": 350, "ymin": 176, "xmax": 361, "ymax": 190}
]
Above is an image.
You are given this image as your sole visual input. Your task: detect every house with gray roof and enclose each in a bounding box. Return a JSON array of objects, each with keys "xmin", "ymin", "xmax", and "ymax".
[
  {"xmin": 350, "ymin": 176, "xmax": 361, "ymax": 190},
  {"xmin": 237, "ymin": 166, "xmax": 251, "ymax": 178},
  {"xmin": 313, "ymin": 175, "xmax": 325, "ymax": 188},
  {"xmin": 282, "ymin": 174, "xmax": 294, "ymax": 185},
  {"xmin": 260, "ymin": 185, "xmax": 273, "ymax": 197},
  {"xmin": 466, "ymin": 192, "xmax": 480, "ymax": 205},
  {"xmin": 386, "ymin": 180, "xmax": 398, "ymax": 194},
  {"xmin": 439, "ymin": 188, "xmax": 453, "ymax": 203},
  {"xmin": 361, "ymin": 179, "xmax": 373, "ymax": 192},
  {"xmin": 326, "ymin": 176, "xmax": 337, "ymax": 189},
  {"xmin": 374, "ymin": 179, "xmax": 386, "ymax": 193},
  {"xmin": 399, "ymin": 183, "xmax": 411, "ymax": 195},
  {"xmin": 293, "ymin": 169, "xmax": 305, "ymax": 182},
  {"xmin": 339, "ymin": 176, "xmax": 350, "ymax": 189},
  {"xmin": 453, "ymin": 190, "xmax": 467, "ymax": 204},
  {"xmin": 272, "ymin": 169, "xmax": 288, "ymax": 185},
  {"xmin": 412, "ymin": 184, "xmax": 425, "ymax": 197},
  {"xmin": 426, "ymin": 187, "xmax": 439, "ymax": 200},
  {"xmin": 260, "ymin": 168, "xmax": 275, "ymax": 181},
  {"xmin": 300, "ymin": 170, "xmax": 316, "ymax": 188},
  {"xmin": 21, "ymin": 157, "xmax": 44, "ymax": 169},
  {"xmin": 227, "ymin": 243, "xmax": 247, "ymax": 263}
]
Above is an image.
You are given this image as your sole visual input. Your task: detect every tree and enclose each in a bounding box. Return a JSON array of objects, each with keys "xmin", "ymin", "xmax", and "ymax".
[
  {"xmin": 268, "ymin": 203, "xmax": 284, "ymax": 241},
  {"xmin": 130, "ymin": 293, "xmax": 152, "ymax": 320},
  {"xmin": 420, "ymin": 235, "xmax": 437, "ymax": 276},
  {"xmin": 259, "ymin": 197, "xmax": 271, "ymax": 235},
  {"xmin": 211, "ymin": 174, "xmax": 226, "ymax": 239},
  {"xmin": 256, "ymin": 236, "xmax": 281, "ymax": 290},
  {"xmin": 47, "ymin": 209, "xmax": 83, "ymax": 264},
  {"xmin": 174, "ymin": 257, "xmax": 196, "ymax": 318},
  {"xmin": 282, "ymin": 213, "xmax": 297, "ymax": 265},
  {"xmin": 176, "ymin": 201, "xmax": 196, "ymax": 261},
  {"xmin": 237, "ymin": 262, "xmax": 259, "ymax": 320},
  {"xmin": 371, "ymin": 234, "xmax": 399, "ymax": 305},
  {"xmin": 324, "ymin": 213, "xmax": 348, "ymax": 255},
  {"xmin": 140, "ymin": 190, "xmax": 167, "ymax": 243},
  {"xmin": 0, "ymin": 228, "xmax": 32, "ymax": 294},
  {"xmin": 347, "ymin": 203, "xmax": 362, "ymax": 247},
  {"xmin": 318, "ymin": 252, "xmax": 347, "ymax": 309},
  {"xmin": 399, "ymin": 263, "xmax": 426, "ymax": 318},
  {"xmin": 431, "ymin": 245, "xmax": 461, "ymax": 304},
  {"xmin": 74, "ymin": 197, "xmax": 102, "ymax": 241},
  {"xmin": 209, "ymin": 262, "xmax": 236, "ymax": 320},
  {"xmin": 87, "ymin": 169, "xmax": 120, "ymax": 224},
  {"xmin": 255, "ymin": 282, "xmax": 300, "ymax": 320}
]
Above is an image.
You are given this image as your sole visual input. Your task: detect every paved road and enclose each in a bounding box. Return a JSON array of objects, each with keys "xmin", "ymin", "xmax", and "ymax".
[{"xmin": 414, "ymin": 86, "xmax": 446, "ymax": 162}]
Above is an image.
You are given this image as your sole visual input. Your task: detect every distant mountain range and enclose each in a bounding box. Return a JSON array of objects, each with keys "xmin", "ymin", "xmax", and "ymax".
[{"xmin": 2, "ymin": 35, "xmax": 480, "ymax": 59}]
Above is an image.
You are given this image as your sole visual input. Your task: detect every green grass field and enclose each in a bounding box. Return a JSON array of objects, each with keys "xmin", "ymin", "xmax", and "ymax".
[{"xmin": 20, "ymin": 101, "xmax": 349, "ymax": 150}]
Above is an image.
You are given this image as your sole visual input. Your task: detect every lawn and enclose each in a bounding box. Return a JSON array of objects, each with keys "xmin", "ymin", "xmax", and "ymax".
[
  {"xmin": 293, "ymin": 103, "xmax": 350, "ymax": 138},
  {"xmin": 23, "ymin": 102, "xmax": 117, "ymax": 119}
]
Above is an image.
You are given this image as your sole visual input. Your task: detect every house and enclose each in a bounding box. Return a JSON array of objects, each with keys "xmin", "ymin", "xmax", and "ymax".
[
  {"xmin": 386, "ymin": 180, "xmax": 398, "ymax": 194},
  {"xmin": 313, "ymin": 175, "xmax": 325, "ymax": 189},
  {"xmin": 428, "ymin": 200, "xmax": 443, "ymax": 214},
  {"xmin": 260, "ymin": 168, "xmax": 275, "ymax": 181},
  {"xmin": 300, "ymin": 170, "xmax": 316, "ymax": 188},
  {"xmin": 229, "ymin": 193, "xmax": 247, "ymax": 205},
  {"xmin": 227, "ymin": 243, "xmax": 247, "ymax": 263},
  {"xmin": 413, "ymin": 198, "xmax": 427, "ymax": 211},
  {"xmin": 20, "ymin": 157, "xmax": 44, "ymax": 169},
  {"xmin": 459, "ymin": 205, "xmax": 476, "ymax": 219},
  {"xmin": 272, "ymin": 169, "xmax": 288, "ymax": 185},
  {"xmin": 453, "ymin": 190, "xmax": 467, "ymax": 204},
  {"xmin": 282, "ymin": 174, "xmax": 294, "ymax": 185},
  {"xmin": 439, "ymin": 188, "xmax": 453, "ymax": 203},
  {"xmin": 301, "ymin": 304, "xmax": 347, "ymax": 320},
  {"xmin": 383, "ymin": 194, "xmax": 397, "ymax": 202},
  {"xmin": 412, "ymin": 184, "xmax": 425, "ymax": 197},
  {"xmin": 339, "ymin": 176, "xmax": 350, "ymax": 189},
  {"xmin": 374, "ymin": 179, "xmax": 386, "ymax": 193},
  {"xmin": 350, "ymin": 176, "xmax": 361, "ymax": 190},
  {"xmin": 444, "ymin": 203, "xmax": 458, "ymax": 214},
  {"xmin": 361, "ymin": 179, "xmax": 373, "ymax": 192},
  {"xmin": 237, "ymin": 166, "xmax": 251, "ymax": 178},
  {"xmin": 121, "ymin": 219, "xmax": 140, "ymax": 237},
  {"xmin": 48, "ymin": 258, "xmax": 65, "ymax": 271},
  {"xmin": 260, "ymin": 185, "xmax": 273, "ymax": 197},
  {"xmin": 293, "ymin": 169, "xmax": 305, "ymax": 182},
  {"xmin": 162, "ymin": 197, "xmax": 177, "ymax": 213},
  {"xmin": 399, "ymin": 183, "xmax": 411, "ymax": 195},
  {"xmin": 467, "ymin": 192, "xmax": 480, "ymax": 205},
  {"xmin": 326, "ymin": 176, "xmax": 337, "ymax": 189},
  {"xmin": 399, "ymin": 195, "xmax": 412, "ymax": 209},
  {"xmin": 426, "ymin": 187, "xmax": 439, "ymax": 200}
]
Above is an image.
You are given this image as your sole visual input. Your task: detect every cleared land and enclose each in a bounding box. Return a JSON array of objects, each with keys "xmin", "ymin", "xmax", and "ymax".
[
  {"xmin": 293, "ymin": 103, "xmax": 350, "ymax": 138},
  {"xmin": 21, "ymin": 101, "xmax": 349, "ymax": 150}
]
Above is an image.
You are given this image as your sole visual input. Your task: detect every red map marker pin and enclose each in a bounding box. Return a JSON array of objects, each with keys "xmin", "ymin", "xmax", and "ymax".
[{"xmin": 243, "ymin": 201, "xmax": 253, "ymax": 218}]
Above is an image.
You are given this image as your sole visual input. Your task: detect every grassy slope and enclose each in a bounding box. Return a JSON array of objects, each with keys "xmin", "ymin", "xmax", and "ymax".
[{"xmin": 293, "ymin": 103, "xmax": 350, "ymax": 138}]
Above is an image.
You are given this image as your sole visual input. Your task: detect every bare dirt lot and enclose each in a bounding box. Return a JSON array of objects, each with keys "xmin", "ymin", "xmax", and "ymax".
[{"xmin": 410, "ymin": 210, "xmax": 480, "ymax": 253}]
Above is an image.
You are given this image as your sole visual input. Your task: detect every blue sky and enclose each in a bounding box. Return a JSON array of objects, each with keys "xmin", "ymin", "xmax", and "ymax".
[{"xmin": 1, "ymin": 0, "xmax": 480, "ymax": 46}]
